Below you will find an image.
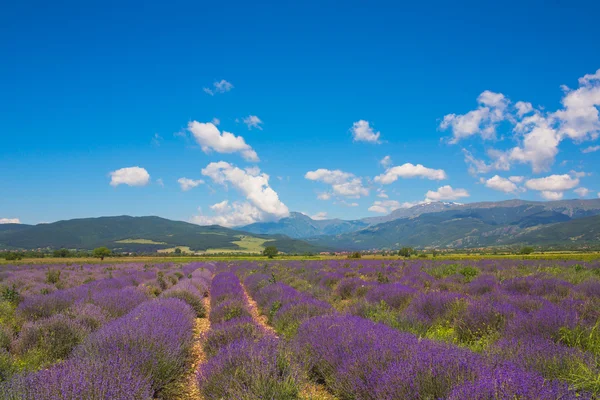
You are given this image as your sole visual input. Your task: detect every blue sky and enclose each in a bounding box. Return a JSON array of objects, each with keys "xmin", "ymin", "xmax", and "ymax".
[{"xmin": 1, "ymin": 0, "xmax": 600, "ymax": 226}]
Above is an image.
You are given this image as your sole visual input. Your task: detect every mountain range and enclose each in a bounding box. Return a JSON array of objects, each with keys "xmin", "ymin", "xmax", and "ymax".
[
  {"xmin": 1, "ymin": 199, "xmax": 600, "ymax": 252},
  {"xmin": 0, "ymin": 216, "xmax": 325, "ymax": 254}
]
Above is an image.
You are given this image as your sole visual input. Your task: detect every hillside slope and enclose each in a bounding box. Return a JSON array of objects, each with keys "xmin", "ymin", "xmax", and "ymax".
[{"xmin": 0, "ymin": 216, "xmax": 325, "ymax": 253}]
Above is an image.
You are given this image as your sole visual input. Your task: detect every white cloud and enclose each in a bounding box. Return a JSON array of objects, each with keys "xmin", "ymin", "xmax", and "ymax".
[
  {"xmin": 515, "ymin": 101, "xmax": 534, "ymax": 117},
  {"xmin": 525, "ymin": 174, "xmax": 580, "ymax": 192},
  {"xmin": 305, "ymin": 169, "xmax": 368, "ymax": 198},
  {"xmin": 462, "ymin": 148, "xmax": 511, "ymax": 175},
  {"xmin": 0, "ymin": 218, "xmax": 20, "ymax": 224},
  {"xmin": 317, "ymin": 192, "xmax": 332, "ymax": 200},
  {"xmin": 425, "ymin": 185, "xmax": 470, "ymax": 201},
  {"xmin": 109, "ymin": 167, "xmax": 150, "ymax": 187},
  {"xmin": 368, "ymin": 200, "xmax": 401, "ymax": 214},
  {"xmin": 510, "ymin": 113, "xmax": 561, "ymax": 173},
  {"xmin": 554, "ymin": 73, "xmax": 600, "ymax": 141},
  {"xmin": 380, "ymin": 155, "xmax": 392, "ymax": 168},
  {"xmin": 376, "ymin": 189, "xmax": 389, "ymax": 198},
  {"xmin": 191, "ymin": 201, "xmax": 263, "ymax": 227},
  {"xmin": 311, "ymin": 212, "xmax": 328, "ymax": 220},
  {"xmin": 178, "ymin": 177, "xmax": 205, "ymax": 191},
  {"xmin": 441, "ymin": 69, "xmax": 600, "ymax": 174},
  {"xmin": 211, "ymin": 118, "xmax": 221, "ymax": 126},
  {"xmin": 582, "ymin": 145, "xmax": 600, "ymax": 153},
  {"xmin": 188, "ymin": 121, "xmax": 259, "ymax": 162},
  {"xmin": 485, "ymin": 175, "xmax": 519, "ymax": 193},
  {"xmin": 509, "ymin": 176, "xmax": 524, "ymax": 183},
  {"xmin": 243, "ymin": 115, "xmax": 263, "ymax": 130},
  {"xmin": 570, "ymin": 170, "xmax": 588, "ymax": 178},
  {"xmin": 541, "ymin": 191, "xmax": 564, "ymax": 200},
  {"xmin": 374, "ymin": 163, "xmax": 447, "ymax": 184},
  {"xmin": 156, "ymin": 178, "xmax": 164, "ymax": 187},
  {"xmin": 351, "ymin": 120, "xmax": 381, "ymax": 143},
  {"xmin": 202, "ymin": 161, "xmax": 289, "ymax": 219},
  {"xmin": 574, "ymin": 187, "xmax": 590, "ymax": 197},
  {"xmin": 151, "ymin": 133, "xmax": 162, "ymax": 146},
  {"xmin": 440, "ymin": 90, "xmax": 508, "ymax": 143},
  {"xmin": 203, "ymin": 79, "xmax": 234, "ymax": 96}
]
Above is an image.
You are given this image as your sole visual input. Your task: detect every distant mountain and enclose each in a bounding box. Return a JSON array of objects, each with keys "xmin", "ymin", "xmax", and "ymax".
[
  {"xmin": 361, "ymin": 202, "xmax": 459, "ymax": 225},
  {"xmin": 0, "ymin": 216, "xmax": 326, "ymax": 254},
  {"xmin": 241, "ymin": 212, "xmax": 368, "ymax": 238},
  {"xmin": 306, "ymin": 200, "xmax": 600, "ymax": 250}
]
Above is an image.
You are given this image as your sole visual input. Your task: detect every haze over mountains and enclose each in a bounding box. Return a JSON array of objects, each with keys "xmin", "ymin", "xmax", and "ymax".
[{"xmin": 1, "ymin": 199, "xmax": 599, "ymax": 252}]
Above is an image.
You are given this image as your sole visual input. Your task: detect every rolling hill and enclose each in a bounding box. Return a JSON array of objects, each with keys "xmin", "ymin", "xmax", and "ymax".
[
  {"xmin": 0, "ymin": 216, "xmax": 325, "ymax": 254},
  {"xmin": 306, "ymin": 201, "xmax": 600, "ymax": 250},
  {"xmin": 242, "ymin": 212, "xmax": 369, "ymax": 238}
]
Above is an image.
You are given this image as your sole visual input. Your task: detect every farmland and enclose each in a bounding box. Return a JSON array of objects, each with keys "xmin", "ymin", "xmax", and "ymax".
[{"xmin": 0, "ymin": 258, "xmax": 599, "ymax": 399}]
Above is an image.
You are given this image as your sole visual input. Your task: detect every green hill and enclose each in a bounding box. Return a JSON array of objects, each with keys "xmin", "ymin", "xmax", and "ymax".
[
  {"xmin": 0, "ymin": 216, "xmax": 325, "ymax": 254},
  {"xmin": 307, "ymin": 206, "xmax": 600, "ymax": 250}
]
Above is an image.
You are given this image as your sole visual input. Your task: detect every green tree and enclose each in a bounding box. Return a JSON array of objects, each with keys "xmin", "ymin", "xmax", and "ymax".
[
  {"xmin": 519, "ymin": 246, "xmax": 534, "ymax": 255},
  {"xmin": 92, "ymin": 247, "xmax": 111, "ymax": 260},
  {"xmin": 263, "ymin": 246, "xmax": 278, "ymax": 258},
  {"xmin": 174, "ymin": 247, "xmax": 182, "ymax": 255},
  {"xmin": 398, "ymin": 247, "xmax": 414, "ymax": 258},
  {"xmin": 53, "ymin": 248, "xmax": 71, "ymax": 258}
]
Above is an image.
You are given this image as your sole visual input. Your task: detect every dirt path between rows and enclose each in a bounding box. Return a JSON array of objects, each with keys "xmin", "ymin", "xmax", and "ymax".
[
  {"xmin": 240, "ymin": 283, "xmax": 337, "ymax": 400},
  {"xmin": 241, "ymin": 283, "xmax": 278, "ymax": 337},
  {"xmin": 169, "ymin": 297, "xmax": 211, "ymax": 400}
]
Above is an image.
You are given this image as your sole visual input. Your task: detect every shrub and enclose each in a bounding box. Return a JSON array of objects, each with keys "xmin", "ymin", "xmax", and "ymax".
[
  {"xmin": 198, "ymin": 338, "xmax": 300, "ymax": 400},
  {"xmin": 15, "ymin": 314, "xmax": 90, "ymax": 364},
  {"xmin": 209, "ymin": 299, "xmax": 251, "ymax": 324},
  {"xmin": 0, "ymin": 354, "xmax": 153, "ymax": 399},
  {"xmin": 202, "ymin": 317, "xmax": 266, "ymax": 358},
  {"xmin": 75, "ymin": 298, "xmax": 195, "ymax": 393}
]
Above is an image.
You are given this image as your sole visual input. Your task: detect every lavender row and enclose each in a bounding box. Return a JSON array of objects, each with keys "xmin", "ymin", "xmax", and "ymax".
[
  {"xmin": 244, "ymin": 263, "xmax": 595, "ymax": 398},
  {"xmin": 0, "ymin": 262, "xmax": 212, "ymax": 390},
  {"xmin": 1, "ymin": 297, "xmax": 196, "ymax": 399},
  {"xmin": 197, "ymin": 271, "xmax": 302, "ymax": 399}
]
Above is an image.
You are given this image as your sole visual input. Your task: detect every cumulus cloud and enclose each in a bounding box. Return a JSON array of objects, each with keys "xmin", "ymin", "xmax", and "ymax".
[
  {"xmin": 243, "ymin": 115, "xmax": 263, "ymax": 130},
  {"xmin": 525, "ymin": 174, "xmax": 580, "ymax": 192},
  {"xmin": 515, "ymin": 101, "xmax": 534, "ymax": 117},
  {"xmin": 311, "ymin": 212, "xmax": 328, "ymax": 220},
  {"xmin": 317, "ymin": 192, "xmax": 332, "ymax": 200},
  {"xmin": 509, "ymin": 176, "xmax": 524, "ymax": 183},
  {"xmin": 177, "ymin": 177, "xmax": 204, "ymax": 191},
  {"xmin": 462, "ymin": 149, "xmax": 511, "ymax": 175},
  {"xmin": 368, "ymin": 200, "xmax": 402, "ymax": 214},
  {"xmin": 425, "ymin": 185, "xmax": 470, "ymax": 202},
  {"xmin": 582, "ymin": 145, "xmax": 600, "ymax": 153},
  {"xmin": 485, "ymin": 175, "xmax": 519, "ymax": 193},
  {"xmin": 440, "ymin": 90, "xmax": 508, "ymax": 143},
  {"xmin": 380, "ymin": 155, "xmax": 392, "ymax": 168},
  {"xmin": 555, "ymin": 69, "xmax": 600, "ymax": 141},
  {"xmin": 376, "ymin": 189, "xmax": 389, "ymax": 198},
  {"xmin": 524, "ymin": 174, "xmax": 580, "ymax": 200},
  {"xmin": 109, "ymin": 167, "xmax": 150, "ymax": 187},
  {"xmin": 510, "ymin": 113, "xmax": 561, "ymax": 173},
  {"xmin": 442, "ymin": 69, "xmax": 600, "ymax": 174},
  {"xmin": 351, "ymin": 120, "xmax": 381, "ymax": 143},
  {"xmin": 191, "ymin": 201, "xmax": 263, "ymax": 227},
  {"xmin": 203, "ymin": 79, "xmax": 234, "ymax": 96},
  {"xmin": 202, "ymin": 161, "xmax": 289, "ymax": 219},
  {"xmin": 574, "ymin": 187, "xmax": 590, "ymax": 197},
  {"xmin": 0, "ymin": 218, "xmax": 20, "ymax": 224},
  {"xmin": 374, "ymin": 163, "xmax": 447, "ymax": 184},
  {"xmin": 541, "ymin": 191, "xmax": 564, "ymax": 200},
  {"xmin": 188, "ymin": 121, "xmax": 259, "ymax": 162},
  {"xmin": 305, "ymin": 169, "xmax": 368, "ymax": 198}
]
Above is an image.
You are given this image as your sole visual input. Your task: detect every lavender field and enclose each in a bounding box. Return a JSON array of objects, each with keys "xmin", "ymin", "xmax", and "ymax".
[{"xmin": 0, "ymin": 259, "xmax": 599, "ymax": 399}]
